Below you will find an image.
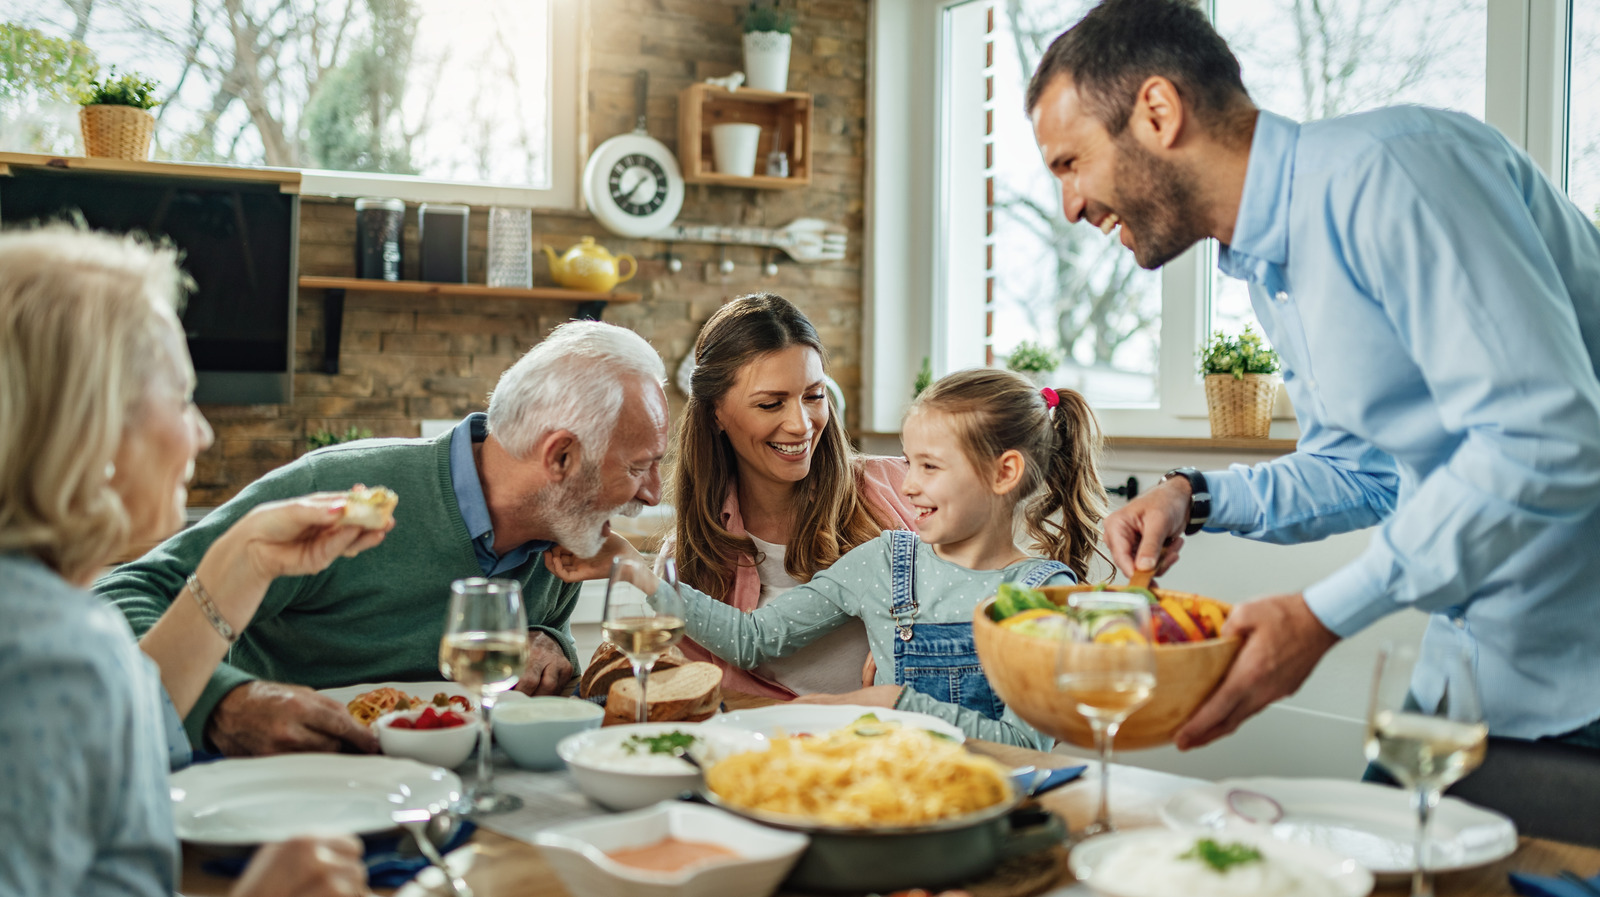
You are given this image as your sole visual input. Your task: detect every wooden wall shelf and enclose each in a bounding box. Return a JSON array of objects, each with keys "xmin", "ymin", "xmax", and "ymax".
[
  {"xmin": 298, "ymin": 276, "xmax": 641, "ymax": 374},
  {"xmin": 0, "ymin": 152, "xmax": 301, "ymax": 192},
  {"xmin": 678, "ymin": 84, "xmax": 811, "ymax": 189}
]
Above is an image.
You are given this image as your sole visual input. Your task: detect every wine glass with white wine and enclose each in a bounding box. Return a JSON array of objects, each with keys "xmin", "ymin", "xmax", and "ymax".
[
  {"xmin": 441, "ymin": 577, "xmax": 529, "ymax": 815},
  {"xmin": 601, "ymin": 556, "xmax": 688, "ymax": 724},
  {"xmin": 1056, "ymin": 592, "xmax": 1157, "ymax": 839},
  {"xmin": 1365, "ymin": 642, "xmax": 1487, "ymax": 897}
]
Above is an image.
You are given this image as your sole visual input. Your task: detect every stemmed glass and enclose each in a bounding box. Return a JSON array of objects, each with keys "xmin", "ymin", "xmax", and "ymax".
[
  {"xmin": 1055, "ymin": 592, "xmax": 1157, "ymax": 839},
  {"xmin": 440, "ymin": 577, "xmax": 529, "ymax": 815},
  {"xmin": 1365, "ymin": 642, "xmax": 1487, "ymax": 897},
  {"xmin": 601, "ymin": 556, "xmax": 687, "ymax": 724}
]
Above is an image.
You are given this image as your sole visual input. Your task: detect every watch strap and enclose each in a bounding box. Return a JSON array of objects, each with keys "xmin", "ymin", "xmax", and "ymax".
[{"xmin": 1161, "ymin": 467, "xmax": 1211, "ymax": 536}]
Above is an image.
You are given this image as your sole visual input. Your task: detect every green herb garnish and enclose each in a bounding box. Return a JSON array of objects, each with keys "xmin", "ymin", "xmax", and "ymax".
[
  {"xmin": 621, "ymin": 731, "xmax": 698, "ymax": 755},
  {"xmin": 1180, "ymin": 839, "xmax": 1264, "ymax": 873}
]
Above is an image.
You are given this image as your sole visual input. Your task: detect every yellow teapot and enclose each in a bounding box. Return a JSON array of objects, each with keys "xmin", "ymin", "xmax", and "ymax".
[{"xmin": 542, "ymin": 237, "xmax": 637, "ymax": 293}]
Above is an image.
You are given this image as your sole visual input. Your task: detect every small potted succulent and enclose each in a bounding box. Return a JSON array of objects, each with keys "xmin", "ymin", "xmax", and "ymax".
[
  {"xmin": 742, "ymin": 1, "xmax": 794, "ymax": 92},
  {"xmin": 1199, "ymin": 326, "xmax": 1281, "ymax": 438},
  {"xmin": 1005, "ymin": 340, "xmax": 1060, "ymax": 386},
  {"xmin": 78, "ymin": 67, "xmax": 160, "ymax": 160}
]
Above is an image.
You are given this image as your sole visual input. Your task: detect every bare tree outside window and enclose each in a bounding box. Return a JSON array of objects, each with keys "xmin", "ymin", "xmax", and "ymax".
[
  {"xmin": 1568, "ymin": 3, "xmax": 1600, "ymax": 227},
  {"xmin": 992, "ymin": 0, "xmax": 1163, "ymax": 406},
  {"xmin": 1211, "ymin": 0, "xmax": 1487, "ymax": 337},
  {"xmin": 989, "ymin": 0, "xmax": 1489, "ymax": 408},
  {"xmin": 0, "ymin": 0, "xmax": 552, "ymax": 187}
]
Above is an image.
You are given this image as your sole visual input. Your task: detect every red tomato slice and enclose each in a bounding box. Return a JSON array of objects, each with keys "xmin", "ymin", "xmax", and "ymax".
[{"xmin": 389, "ymin": 718, "xmax": 415, "ymax": 729}]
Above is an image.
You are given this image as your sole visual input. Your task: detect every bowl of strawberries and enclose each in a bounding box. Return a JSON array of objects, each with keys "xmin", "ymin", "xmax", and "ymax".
[{"xmin": 374, "ymin": 704, "xmax": 481, "ymax": 769}]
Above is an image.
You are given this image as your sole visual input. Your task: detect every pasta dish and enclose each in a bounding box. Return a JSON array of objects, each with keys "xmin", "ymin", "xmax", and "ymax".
[
  {"xmin": 704, "ymin": 716, "xmax": 1011, "ymax": 826},
  {"xmin": 346, "ymin": 688, "xmax": 472, "ymax": 725}
]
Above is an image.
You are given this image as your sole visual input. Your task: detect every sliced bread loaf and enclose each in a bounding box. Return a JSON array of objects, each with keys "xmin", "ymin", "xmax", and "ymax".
[
  {"xmin": 579, "ymin": 641, "xmax": 689, "ymax": 700},
  {"xmin": 602, "ymin": 661, "xmax": 722, "ymax": 726}
]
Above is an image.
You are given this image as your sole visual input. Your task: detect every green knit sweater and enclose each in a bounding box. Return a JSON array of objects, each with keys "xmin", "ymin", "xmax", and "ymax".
[{"xmin": 95, "ymin": 432, "xmax": 581, "ymax": 749}]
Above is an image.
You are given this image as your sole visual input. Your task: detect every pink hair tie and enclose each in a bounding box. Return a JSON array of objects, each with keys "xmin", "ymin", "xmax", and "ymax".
[{"xmin": 1040, "ymin": 387, "xmax": 1060, "ymax": 409}]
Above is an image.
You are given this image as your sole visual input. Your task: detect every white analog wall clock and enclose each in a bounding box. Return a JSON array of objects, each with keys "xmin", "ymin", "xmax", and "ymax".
[{"xmin": 583, "ymin": 71, "xmax": 685, "ymax": 238}]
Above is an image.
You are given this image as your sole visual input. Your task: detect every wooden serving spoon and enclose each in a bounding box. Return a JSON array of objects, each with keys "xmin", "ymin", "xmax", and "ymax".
[{"xmin": 1126, "ymin": 566, "xmax": 1155, "ymax": 592}]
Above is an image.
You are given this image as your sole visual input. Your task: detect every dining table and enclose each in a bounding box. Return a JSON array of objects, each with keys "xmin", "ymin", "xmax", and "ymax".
[{"xmin": 178, "ymin": 692, "xmax": 1600, "ymax": 897}]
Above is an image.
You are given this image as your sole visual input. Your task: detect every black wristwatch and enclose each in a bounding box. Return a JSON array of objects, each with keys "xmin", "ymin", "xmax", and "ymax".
[{"xmin": 1160, "ymin": 467, "xmax": 1211, "ymax": 535}]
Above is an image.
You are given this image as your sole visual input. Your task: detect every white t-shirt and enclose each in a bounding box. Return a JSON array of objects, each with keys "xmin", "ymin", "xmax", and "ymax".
[{"xmin": 747, "ymin": 534, "xmax": 872, "ymax": 696}]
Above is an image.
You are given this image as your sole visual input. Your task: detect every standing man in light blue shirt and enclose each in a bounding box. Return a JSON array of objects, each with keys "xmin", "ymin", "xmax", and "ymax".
[{"xmin": 1028, "ymin": 0, "xmax": 1600, "ymax": 750}]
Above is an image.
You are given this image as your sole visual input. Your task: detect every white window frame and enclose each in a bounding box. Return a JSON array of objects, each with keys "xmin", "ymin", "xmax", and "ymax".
[
  {"xmin": 868, "ymin": 0, "xmax": 1574, "ymax": 436},
  {"xmin": 298, "ymin": 0, "xmax": 584, "ymax": 210}
]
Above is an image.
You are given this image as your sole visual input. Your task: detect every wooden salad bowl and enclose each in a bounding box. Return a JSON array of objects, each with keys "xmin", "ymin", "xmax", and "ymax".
[{"xmin": 973, "ymin": 584, "xmax": 1240, "ymax": 751}]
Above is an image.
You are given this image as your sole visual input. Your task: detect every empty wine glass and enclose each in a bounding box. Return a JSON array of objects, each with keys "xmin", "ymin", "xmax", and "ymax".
[
  {"xmin": 1055, "ymin": 592, "xmax": 1157, "ymax": 839},
  {"xmin": 1365, "ymin": 642, "xmax": 1487, "ymax": 897},
  {"xmin": 601, "ymin": 556, "xmax": 687, "ymax": 724},
  {"xmin": 440, "ymin": 577, "xmax": 529, "ymax": 815}
]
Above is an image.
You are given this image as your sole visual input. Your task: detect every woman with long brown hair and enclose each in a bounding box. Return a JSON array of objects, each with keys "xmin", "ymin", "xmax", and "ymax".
[{"xmin": 661, "ymin": 293, "xmax": 916, "ymax": 698}]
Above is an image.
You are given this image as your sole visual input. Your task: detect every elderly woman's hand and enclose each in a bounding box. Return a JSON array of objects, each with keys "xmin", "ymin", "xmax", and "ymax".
[
  {"xmin": 144, "ymin": 491, "xmax": 396, "ymax": 718},
  {"xmin": 219, "ymin": 491, "xmax": 394, "ymax": 582}
]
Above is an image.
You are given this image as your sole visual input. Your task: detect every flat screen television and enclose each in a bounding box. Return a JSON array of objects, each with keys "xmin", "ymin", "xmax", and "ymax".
[{"xmin": 0, "ymin": 165, "xmax": 298, "ymax": 404}]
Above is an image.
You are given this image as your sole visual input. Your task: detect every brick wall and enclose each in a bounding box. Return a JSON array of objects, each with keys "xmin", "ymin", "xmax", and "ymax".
[{"xmin": 192, "ymin": 0, "xmax": 870, "ymax": 507}]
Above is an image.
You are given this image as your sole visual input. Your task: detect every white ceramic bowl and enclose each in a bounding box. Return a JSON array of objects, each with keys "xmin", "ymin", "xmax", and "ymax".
[
  {"xmin": 557, "ymin": 723, "xmax": 769, "ymax": 811},
  {"xmin": 494, "ymin": 697, "xmax": 604, "ymax": 770},
  {"xmin": 1069, "ymin": 827, "xmax": 1374, "ymax": 897},
  {"xmin": 374, "ymin": 708, "xmax": 482, "ymax": 769},
  {"xmin": 534, "ymin": 801, "xmax": 808, "ymax": 897}
]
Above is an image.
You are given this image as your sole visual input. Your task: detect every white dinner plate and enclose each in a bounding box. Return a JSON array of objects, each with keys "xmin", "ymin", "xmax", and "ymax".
[
  {"xmin": 1069, "ymin": 827, "xmax": 1374, "ymax": 897},
  {"xmin": 170, "ymin": 754, "xmax": 461, "ymax": 845},
  {"xmin": 1160, "ymin": 777, "xmax": 1517, "ymax": 877},
  {"xmin": 393, "ymin": 844, "xmax": 476, "ymax": 897},
  {"xmin": 711, "ymin": 704, "xmax": 965, "ymax": 743}
]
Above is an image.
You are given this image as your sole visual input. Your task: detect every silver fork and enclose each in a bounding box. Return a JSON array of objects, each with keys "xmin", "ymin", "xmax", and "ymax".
[{"xmin": 392, "ymin": 808, "xmax": 473, "ymax": 897}]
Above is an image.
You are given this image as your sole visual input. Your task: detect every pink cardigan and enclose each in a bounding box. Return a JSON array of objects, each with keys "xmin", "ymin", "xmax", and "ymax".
[{"xmin": 659, "ymin": 456, "xmax": 918, "ymax": 699}]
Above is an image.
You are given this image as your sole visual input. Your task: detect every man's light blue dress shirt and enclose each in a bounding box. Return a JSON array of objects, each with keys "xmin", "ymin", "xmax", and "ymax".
[
  {"xmin": 1211, "ymin": 108, "xmax": 1600, "ymax": 739},
  {"xmin": 450, "ymin": 413, "xmax": 552, "ymax": 577}
]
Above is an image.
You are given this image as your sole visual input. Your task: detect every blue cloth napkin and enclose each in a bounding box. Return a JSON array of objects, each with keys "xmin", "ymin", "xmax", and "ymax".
[
  {"xmin": 1510, "ymin": 869, "xmax": 1600, "ymax": 897},
  {"xmin": 199, "ymin": 820, "xmax": 476, "ymax": 888}
]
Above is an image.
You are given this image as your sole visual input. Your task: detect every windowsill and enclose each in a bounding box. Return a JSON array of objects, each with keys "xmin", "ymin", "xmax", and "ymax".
[{"xmin": 1105, "ymin": 436, "xmax": 1297, "ymax": 454}]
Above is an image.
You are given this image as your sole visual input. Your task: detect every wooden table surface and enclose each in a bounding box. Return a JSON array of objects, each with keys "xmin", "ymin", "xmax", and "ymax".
[{"xmin": 179, "ymin": 696, "xmax": 1600, "ymax": 896}]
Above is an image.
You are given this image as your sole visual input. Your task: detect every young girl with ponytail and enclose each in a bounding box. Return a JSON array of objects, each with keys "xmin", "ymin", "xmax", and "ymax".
[{"xmin": 547, "ymin": 368, "xmax": 1106, "ymax": 748}]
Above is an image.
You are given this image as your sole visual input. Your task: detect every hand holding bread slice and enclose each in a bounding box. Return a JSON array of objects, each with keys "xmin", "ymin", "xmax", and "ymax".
[{"xmin": 340, "ymin": 484, "xmax": 398, "ymax": 529}]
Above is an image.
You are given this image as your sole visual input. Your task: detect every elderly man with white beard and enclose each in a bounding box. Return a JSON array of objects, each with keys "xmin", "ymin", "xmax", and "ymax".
[{"xmin": 99, "ymin": 321, "xmax": 670, "ymax": 757}]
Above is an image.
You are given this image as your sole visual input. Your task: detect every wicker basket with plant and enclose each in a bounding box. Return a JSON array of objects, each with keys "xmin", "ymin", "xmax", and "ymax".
[
  {"xmin": 1199, "ymin": 326, "xmax": 1280, "ymax": 438},
  {"xmin": 78, "ymin": 68, "xmax": 160, "ymax": 160}
]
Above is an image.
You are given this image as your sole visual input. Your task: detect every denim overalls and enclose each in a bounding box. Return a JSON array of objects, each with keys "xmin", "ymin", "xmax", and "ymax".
[{"xmin": 887, "ymin": 530, "xmax": 1067, "ymax": 720}]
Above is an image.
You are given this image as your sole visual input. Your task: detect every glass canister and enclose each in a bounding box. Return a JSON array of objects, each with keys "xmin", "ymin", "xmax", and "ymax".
[
  {"xmin": 354, "ymin": 197, "xmax": 405, "ymax": 281},
  {"xmin": 487, "ymin": 207, "xmax": 534, "ymax": 288}
]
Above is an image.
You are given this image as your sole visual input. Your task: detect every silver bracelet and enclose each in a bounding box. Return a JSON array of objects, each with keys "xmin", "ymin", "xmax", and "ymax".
[{"xmin": 186, "ymin": 572, "xmax": 237, "ymax": 643}]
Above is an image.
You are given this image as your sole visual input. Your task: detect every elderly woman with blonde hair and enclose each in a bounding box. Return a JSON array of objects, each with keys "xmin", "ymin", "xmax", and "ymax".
[{"xmin": 0, "ymin": 226, "xmax": 389, "ymax": 896}]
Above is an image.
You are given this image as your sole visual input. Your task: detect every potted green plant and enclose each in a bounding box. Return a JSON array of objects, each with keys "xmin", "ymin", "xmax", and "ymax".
[
  {"xmin": 742, "ymin": 1, "xmax": 793, "ymax": 92},
  {"xmin": 305, "ymin": 426, "xmax": 374, "ymax": 452},
  {"xmin": 1005, "ymin": 340, "xmax": 1060, "ymax": 386},
  {"xmin": 1199, "ymin": 325, "xmax": 1281, "ymax": 438},
  {"xmin": 78, "ymin": 67, "xmax": 160, "ymax": 160}
]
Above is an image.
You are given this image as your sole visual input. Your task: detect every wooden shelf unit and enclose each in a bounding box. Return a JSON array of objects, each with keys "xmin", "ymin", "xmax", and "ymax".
[
  {"xmin": 0, "ymin": 152, "xmax": 301, "ymax": 192},
  {"xmin": 297, "ymin": 276, "xmax": 641, "ymax": 374},
  {"xmin": 298, "ymin": 276, "xmax": 640, "ymax": 304},
  {"xmin": 677, "ymin": 84, "xmax": 812, "ymax": 189}
]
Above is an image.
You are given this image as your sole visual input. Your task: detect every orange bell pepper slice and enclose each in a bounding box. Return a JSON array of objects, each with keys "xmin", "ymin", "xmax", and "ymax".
[{"xmin": 1158, "ymin": 598, "xmax": 1204, "ymax": 642}]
